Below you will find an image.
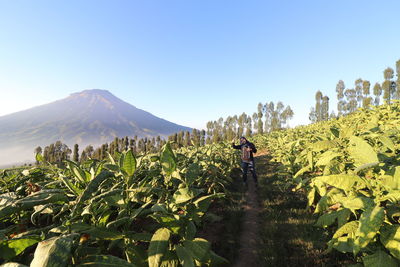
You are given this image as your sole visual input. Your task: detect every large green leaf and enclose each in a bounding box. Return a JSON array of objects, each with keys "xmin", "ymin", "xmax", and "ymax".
[
  {"xmin": 353, "ymin": 205, "xmax": 384, "ymax": 254},
  {"xmin": 175, "ymin": 245, "xmax": 194, "ymax": 267},
  {"xmin": 122, "ymin": 150, "xmax": 136, "ymax": 177},
  {"xmin": 183, "ymin": 238, "xmax": 211, "ymax": 262},
  {"xmin": 0, "ymin": 236, "xmax": 41, "ymax": 260},
  {"xmin": 160, "ymin": 143, "xmax": 176, "ymax": 176},
  {"xmin": 60, "ymin": 175, "xmax": 82, "ymax": 196},
  {"xmin": 72, "ymin": 171, "xmax": 114, "ymax": 216},
  {"xmin": 328, "ymin": 221, "xmax": 358, "ymax": 253},
  {"xmin": 30, "ymin": 235, "xmax": 75, "ymax": 267},
  {"xmin": 310, "ymin": 140, "xmax": 337, "ymax": 152},
  {"xmin": 159, "ymin": 250, "xmax": 179, "ymax": 267},
  {"xmin": 378, "ymin": 135, "xmax": 395, "ymax": 152},
  {"xmin": 67, "ymin": 160, "xmax": 88, "ymax": 184},
  {"xmin": 193, "ymin": 193, "xmax": 224, "ymax": 212},
  {"xmin": 148, "ymin": 228, "xmax": 171, "ymax": 267},
  {"xmin": 348, "ymin": 136, "xmax": 378, "ymax": 167},
  {"xmin": 362, "ymin": 250, "xmax": 397, "ymax": 267},
  {"xmin": 76, "ymin": 255, "xmax": 137, "ymax": 266},
  {"xmin": 294, "ymin": 165, "xmax": 310, "ymax": 178},
  {"xmin": 35, "ymin": 153, "xmax": 44, "ymax": 163},
  {"xmin": 185, "ymin": 163, "xmax": 200, "ymax": 184},
  {"xmin": 315, "ymin": 151, "xmax": 341, "ymax": 166},
  {"xmin": 0, "ymin": 192, "xmax": 17, "ymax": 207},
  {"xmin": 173, "ymin": 188, "xmax": 195, "ymax": 204},
  {"xmin": 380, "ymin": 173, "xmax": 400, "ymax": 191},
  {"xmin": 125, "ymin": 246, "xmax": 147, "ymax": 267},
  {"xmin": 380, "ymin": 225, "xmax": 400, "ymax": 260},
  {"xmin": 306, "ymin": 187, "xmax": 316, "ymax": 207},
  {"xmin": 340, "ymin": 196, "xmax": 374, "ymax": 213},
  {"xmin": 315, "ymin": 211, "xmax": 339, "ymax": 228},
  {"xmin": 333, "ymin": 221, "xmax": 359, "ymax": 238},
  {"xmin": 379, "ymin": 190, "xmax": 400, "ymax": 203},
  {"xmin": 0, "ymin": 191, "xmax": 68, "ymax": 220},
  {"xmin": 337, "ymin": 208, "xmax": 351, "ymax": 228},
  {"xmin": 314, "ymin": 174, "xmax": 366, "ymax": 191}
]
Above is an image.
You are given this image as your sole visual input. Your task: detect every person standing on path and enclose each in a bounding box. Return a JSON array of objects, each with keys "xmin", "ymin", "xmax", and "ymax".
[{"xmin": 232, "ymin": 136, "xmax": 258, "ymax": 186}]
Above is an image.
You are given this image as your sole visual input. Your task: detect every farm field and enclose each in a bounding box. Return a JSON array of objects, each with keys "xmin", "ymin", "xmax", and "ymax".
[
  {"xmin": 255, "ymin": 101, "xmax": 400, "ymax": 266},
  {"xmin": 0, "ymin": 143, "xmax": 241, "ymax": 266},
  {"xmin": 2, "ymin": 102, "xmax": 400, "ymax": 267}
]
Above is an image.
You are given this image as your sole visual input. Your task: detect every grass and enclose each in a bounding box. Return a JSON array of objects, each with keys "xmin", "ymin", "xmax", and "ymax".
[{"xmin": 256, "ymin": 154, "xmax": 355, "ymax": 266}]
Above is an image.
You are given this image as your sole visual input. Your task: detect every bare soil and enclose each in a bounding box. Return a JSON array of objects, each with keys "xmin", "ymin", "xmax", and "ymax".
[{"xmin": 232, "ymin": 176, "xmax": 262, "ymax": 267}]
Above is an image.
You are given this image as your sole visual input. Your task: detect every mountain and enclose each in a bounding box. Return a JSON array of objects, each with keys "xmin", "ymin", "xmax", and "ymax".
[{"xmin": 0, "ymin": 89, "xmax": 191, "ymax": 165}]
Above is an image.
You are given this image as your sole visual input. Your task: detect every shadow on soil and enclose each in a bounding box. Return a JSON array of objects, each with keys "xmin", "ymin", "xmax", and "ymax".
[{"xmin": 257, "ymin": 154, "xmax": 355, "ymax": 267}]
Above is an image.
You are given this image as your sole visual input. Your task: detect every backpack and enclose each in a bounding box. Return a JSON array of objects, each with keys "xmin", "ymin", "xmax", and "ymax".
[{"xmin": 241, "ymin": 145, "xmax": 251, "ymax": 161}]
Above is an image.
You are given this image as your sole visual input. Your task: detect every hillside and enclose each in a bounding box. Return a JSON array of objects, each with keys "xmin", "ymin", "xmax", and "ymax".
[{"xmin": 0, "ymin": 89, "xmax": 191, "ymax": 165}]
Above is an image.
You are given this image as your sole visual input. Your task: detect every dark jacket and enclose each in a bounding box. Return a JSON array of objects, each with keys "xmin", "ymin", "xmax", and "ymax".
[{"xmin": 232, "ymin": 141, "xmax": 257, "ymax": 161}]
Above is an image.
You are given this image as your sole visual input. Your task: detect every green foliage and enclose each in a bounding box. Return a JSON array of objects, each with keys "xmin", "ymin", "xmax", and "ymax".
[
  {"xmin": 0, "ymin": 236, "xmax": 42, "ymax": 260},
  {"xmin": 160, "ymin": 143, "xmax": 176, "ymax": 176},
  {"xmin": 255, "ymin": 101, "xmax": 400, "ymax": 265},
  {"xmin": 380, "ymin": 225, "xmax": 400, "ymax": 260},
  {"xmin": 30, "ymin": 235, "xmax": 75, "ymax": 267},
  {"xmin": 148, "ymin": 228, "xmax": 171, "ymax": 267},
  {"xmin": 0, "ymin": 142, "xmax": 237, "ymax": 266}
]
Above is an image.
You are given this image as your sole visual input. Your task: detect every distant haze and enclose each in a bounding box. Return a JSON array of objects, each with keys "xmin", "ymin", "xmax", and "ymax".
[{"xmin": 0, "ymin": 89, "xmax": 191, "ymax": 166}]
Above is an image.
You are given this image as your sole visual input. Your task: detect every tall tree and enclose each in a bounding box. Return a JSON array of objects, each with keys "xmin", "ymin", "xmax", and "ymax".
[
  {"xmin": 344, "ymin": 88, "xmax": 357, "ymax": 113},
  {"xmin": 354, "ymin": 78, "xmax": 363, "ymax": 107},
  {"xmin": 206, "ymin": 121, "xmax": 213, "ymax": 137},
  {"xmin": 129, "ymin": 139, "xmax": 136, "ymax": 153},
  {"xmin": 191, "ymin": 129, "xmax": 200, "ymax": 146},
  {"xmin": 252, "ymin": 112, "xmax": 258, "ymax": 134},
  {"xmin": 80, "ymin": 151, "xmax": 87, "ymax": 162},
  {"xmin": 396, "ymin": 59, "xmax": 400, "ymax": 99},
  {"xmin": 265, "ymin": 101, "xmax": 294, "ymax": 131},
  {"xmin": 373, "ymin": 82, "xmax": 382, "ymax": 106},
  {"xmin": 309, "ymin": 107, "xmax": 317, "ymax": 123},
  {"xmin": 185, "ymin": 131, "xmax": 191, "ymax": 146},
  {"xmin": 257, "ymin": 103, "xmax": 263, "ymax": 134},
  {"xmin": 336, "ymin": 80, "xmax": 346, "ymax": 116},
  {"xmin": 113, "ymin": 137, "xmax": 120, "ymax": 154},
  {"xmin": 321, "ymin": 96, "xmax": 329, "ymax": 121},
  {"xmin": 200, "ymin": 130, "xmax": 206, "ymax": 146},
  {"xmin": 383, "ymin": 67, "xmax": 395, "ymax": 104},
  {"xmin": 245, "ymin": 115, "xmax": 252, "ymax": 137},
  {"xmin": 124, "ymin": 136, "xmax": 129, "ymax": 151},
  {"xmin": 238, "ymin": 112, "xmax": 246, "ymax": 137},
  {"xmin": 362, "ymin": 80, "xmax": 372, "ymax": 108},
  {"xmin": 34, "ymin": 146, "xmax": 42, "ymax": 165},
  {"xmin": 315, "ymin": 91, "xmax": 323, "ymax": 121},
  {"xmin": 156, "ymin": 136, "xmax": 161, "ymax": 150},
  {"xmin": 73, "ymin": 144, "xmax": 79, "ymax": 162}
]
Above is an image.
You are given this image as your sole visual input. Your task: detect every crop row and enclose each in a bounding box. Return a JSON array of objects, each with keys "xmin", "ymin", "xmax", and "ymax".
[
  {"xmin": 254, "ymin": 101, "xmax": 400, "ymax": 266},
  {"xmin": 0, "ymin": 142, "xmax": 239, "ymax": 267}
]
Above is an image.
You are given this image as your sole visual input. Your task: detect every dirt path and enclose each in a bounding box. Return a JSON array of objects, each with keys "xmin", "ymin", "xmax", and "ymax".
[
  {"xmin": 232, "ymin": 161, "xmax": 263, "ymax": 267},
  {"xmin": 233, "ymin": 153, "xmax": 353, "ymax": 266}
]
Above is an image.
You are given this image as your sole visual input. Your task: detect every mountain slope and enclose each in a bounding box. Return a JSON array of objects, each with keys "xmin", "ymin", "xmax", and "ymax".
[{"xmin": 0, "ymin": 89, "xmax": 191, "ymax": 164}]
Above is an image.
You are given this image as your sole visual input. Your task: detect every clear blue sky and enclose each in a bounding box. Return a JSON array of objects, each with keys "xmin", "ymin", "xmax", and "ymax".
[{"xmin": 1, "ymin": 0, "xmax": 400, "ymax": 129}]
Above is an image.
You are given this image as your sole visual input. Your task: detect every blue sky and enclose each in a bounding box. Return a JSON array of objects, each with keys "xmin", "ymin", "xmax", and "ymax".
[{"xmin": 1, "ymin": 0, "xmax": 400, "ymax": 129}]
